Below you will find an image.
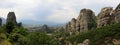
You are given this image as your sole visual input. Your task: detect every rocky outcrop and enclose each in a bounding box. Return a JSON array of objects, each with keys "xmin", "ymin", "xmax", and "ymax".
[
  {"xmin": 41, "ymin": 24, "xmax": 49, "ymax": 32},
  {"xmin": 112, "ymin": 39, "xmax": 120, "ymax": 45},
  {"xmin": 65, "ymin": 22, "xmax": 71, "ymax": 32},
  {"xmin": 63, "ymin": 9, "xmax": 96, "ymax": 36},
  {"xmin": 65, "ymin": 9, "xmax": 96, "ymax": 33},
  {"xmin": 70, "ymin": 18, "xmax": 76, "ymax": 32},
  {"xmin": 97, "ymin": 3, "xmax": 120, "ymax": 28},
  {"xmin": 0, "ymin": 18, "xmax": 2, "ymax": 26},
  {"xmin": 64, "ymin": 3, "xmax": 120, "ymax": 45},
  {"xmin": 64, "ymin": 3, "xmax": 120, "ymax": 33},
  {"xmin": 97, "ymin": 7, "xmax": 114, "ymax": 28},
  {"xmin": 6, "ymin": 12, "xmax": 17, "ymax": 25},
  {"xmin": 78, "ymin": 9, "xmax": 96, "ymax": 32},
  {"xmin": 115, "ymin": 3, "xmax": 120, "ymax": 23},
  {"xmin": 77, "ymin": 39, "xmax": 90, "ymax": 45}
]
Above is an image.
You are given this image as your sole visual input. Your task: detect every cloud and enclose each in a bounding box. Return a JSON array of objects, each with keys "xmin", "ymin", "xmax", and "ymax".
[
  {"xmin": 0, "ymin": 0, "xmax": 120, "ymax": 24},
  {"xmin": 46, "ymin": 8, "xmax": 78, "ymax": 23}
]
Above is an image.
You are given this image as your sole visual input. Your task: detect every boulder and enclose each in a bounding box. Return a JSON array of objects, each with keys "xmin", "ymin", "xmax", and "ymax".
[{"xmin": 77, "ymin": 39, "xmax": 90, "ymax": 45}]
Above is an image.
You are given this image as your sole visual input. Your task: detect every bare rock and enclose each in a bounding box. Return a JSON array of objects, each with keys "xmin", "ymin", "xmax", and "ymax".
[
  {"xmin": 77, "ymin": 39, "xmax": 90, "ymax": 45},
  {"xmin": 79, "ymin": 9, "xmax": 96, "ymax": 32},
  {"xmin": 6, "ymin": 12, "xmax": 17, "ymax": 25},
  {"xmin": 112, "ymin": 39, "xmax": 120, "ymax": 45},
  {"xmin": 97, "ymin": 7, "xmax": 114, "ymax": 28},
  {"xmin": 70, "ymin": 18, "xmax": 76, "ymax": 32},
  {"xmin": 115, "ymin": 3, "xmax": 120, "ymax": 23}
]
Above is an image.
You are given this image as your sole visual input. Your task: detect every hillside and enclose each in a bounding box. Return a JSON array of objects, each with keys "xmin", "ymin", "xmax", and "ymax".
[{"xmin": 67, "ymin": 23, "xmax": 120, "ymax": 45}]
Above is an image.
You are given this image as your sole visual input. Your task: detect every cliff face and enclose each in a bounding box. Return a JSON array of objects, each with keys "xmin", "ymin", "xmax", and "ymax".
[
  {"xmin": 65, "ymin": 9, "xmax": 96, "ymax": 33},
  {"xmin": 97, "ymin": 7, "xmax": 114, "ymax": 28},
  {"xmin": 6, "ymin": 12, "xmax": 17, "ymax": 25},
  {"xmin": 70, "ymin": 18, "xmax": 76, "ymax": 32},
  {"xmin": 115, "ymin": 3, "xmax": 120, "ymax": 23},
  {"xmin": 78, "ymin": 9, "xmax": 96, "ymax": 32},
  {"xmin": 65, "ymin": 3, "xmax": 120, "ymax": 33}
]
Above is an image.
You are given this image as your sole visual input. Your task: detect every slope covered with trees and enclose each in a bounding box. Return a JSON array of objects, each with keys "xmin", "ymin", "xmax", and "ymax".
[{"xmin": 67, "ymin": 23, "xmax": 120, "ymax": 45}]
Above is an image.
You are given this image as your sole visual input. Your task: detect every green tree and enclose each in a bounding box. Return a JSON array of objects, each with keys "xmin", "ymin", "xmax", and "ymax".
[
  {"xmin": 26, "ymin": 32, "xmax": 58, "ymax": 45},
  {"xmin": 5, "ymin": 22, "xmax": 15, "ymax": 33}
]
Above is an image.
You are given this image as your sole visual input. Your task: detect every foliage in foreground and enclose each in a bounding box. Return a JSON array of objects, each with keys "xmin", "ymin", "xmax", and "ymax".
[
  {"xmin": 67, "ymin": 23, "xmax": 120, "ymax": 45},
  {"xmin": 0, "ymin": 22, "xmax": 58, "ymax": 45}
]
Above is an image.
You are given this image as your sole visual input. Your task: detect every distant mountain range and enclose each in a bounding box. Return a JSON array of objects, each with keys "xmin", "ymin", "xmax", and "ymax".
[{"xmin": 19, "ymin": 20, "xmax": 65, "ymax": 27}]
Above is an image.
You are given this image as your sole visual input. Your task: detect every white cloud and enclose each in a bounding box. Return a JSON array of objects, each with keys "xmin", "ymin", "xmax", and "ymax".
[
  {"xmin": 46, "ymin": 8, "xmax": 78, "ymax": 23},
  {"xmin": 0, "ymin": 0, "xmax": 120, "ymax": 23},
  {"xmin": 0, "ymin": 0, "xmax": 40, "ymax": 20}
]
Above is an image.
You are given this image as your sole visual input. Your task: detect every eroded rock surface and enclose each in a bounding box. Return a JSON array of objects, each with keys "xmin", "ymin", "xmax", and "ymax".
[{"xmin": 6, "ymin": 12, "xmax": 17, "ymax": 25}]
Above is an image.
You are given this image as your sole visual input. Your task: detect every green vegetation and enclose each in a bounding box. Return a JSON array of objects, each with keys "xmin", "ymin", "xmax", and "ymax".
[
  {"xmin": 0, "ymin": 22, "xmax": 120, "ymax": 45},
  {"xmin": 0, "ymin": 22, "xmax": 58, "ymax": 45},
  {"xmin": 67, "ymin": 23, "xmax": 120, "ymax": 45},
  {"xmin": 26, "ymin": 32, "xmax": 58, "ymax": 45}
]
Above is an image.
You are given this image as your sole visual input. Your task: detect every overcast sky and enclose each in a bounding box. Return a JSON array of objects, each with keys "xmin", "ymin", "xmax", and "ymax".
[{"xmin": 0, "ymin": 0, "xmax": 120, "ymax": 24}]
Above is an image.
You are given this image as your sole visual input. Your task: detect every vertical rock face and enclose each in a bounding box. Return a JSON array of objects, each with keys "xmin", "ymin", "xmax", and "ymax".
[
  {"xmin": 115, "ymin": 3, "xmax": 120, "ymax": 23},
  {"xmin": 76, "ymin": 15, "xmax": 81, "ymax": 32},
  {"xmin": 0, "ymin": 18, "xmax": 2, "ymax": 26},
  {"xmin": 67, "ymin": 22, "xmax": 71, "ymax": 32},
  {"xmin": 70, "ymin": 18, "xmax": 76, "ymax": 32},
  {"xmin": 65, "ymin": 23, "xmax": 68, "ymax": 32},
  {"xmin": 65, "ymin": 9, "xmax": 96, "ymax": 33},
  {"xmin": 64, "ymin": 3, "xmax": 120, "ymax": 33},
  {"xmin": 6, "ymin": 12, "xmax": 17, "ymax": 25},
  {"xmin": 97, "ymin": 7, "xmax": 114, "ymax": 28},
  {"xmin": 79, "ymin": 9, "xmax": 96, "ymax": 32},
  {"xmin": 76, "ymin": 21, "xmax": 80, "ymax": 32}
]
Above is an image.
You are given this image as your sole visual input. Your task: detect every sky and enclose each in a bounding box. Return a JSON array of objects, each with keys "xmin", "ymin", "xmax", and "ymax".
[{"xmin": 0, "ymin": 0, "xmax": 120, "ymax": 24}]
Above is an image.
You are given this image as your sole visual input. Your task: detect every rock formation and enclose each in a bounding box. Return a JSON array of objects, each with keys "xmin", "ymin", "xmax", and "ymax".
[
  {"xmin": 63, "ymin": 3, "xmax": 120, "ymax": 45},
  {"xmin": 65, "ymin": 9, "xmax": 96, "ymax": 33},
  {"xmin": 77, "ymin": 39, "xmax": 90, "ymax": 45},
  {"xmin": 115, "ymin": 3, "xmax": 120, "ymax": 23},
  {"xmin": 41, "ymin": 24, "xmax": 49, "ymax": 32},
  {"xmin": 97, "ymin": 7, "xmax": 114, "ymax": 28},
  {"xmin": 6, "ymin": 12, "xmax": 17, "ymax": 25},
  {"xmin": 64, "ymin": 3, "xmax": 120, "ymax": 33},
  {"xmin": 0, "ymin": 18, "xmax": 2, "ymax": 26},
  {"xmin": 70, "ymin": 18, "xmax": 76, "ymax": 32},
  {"xmin": 78, "ymin": 9, "xmax": 96, "ymax": 32}
]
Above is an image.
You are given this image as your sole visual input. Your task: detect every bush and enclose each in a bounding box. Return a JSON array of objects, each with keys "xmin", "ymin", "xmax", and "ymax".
[
  {"xmin": 26, "ymin": 32, "xmax": 58, "ymax": 45},
  {"xmin": 67, "ymin": 23, "xmax": 120, "ymax": 45}
]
